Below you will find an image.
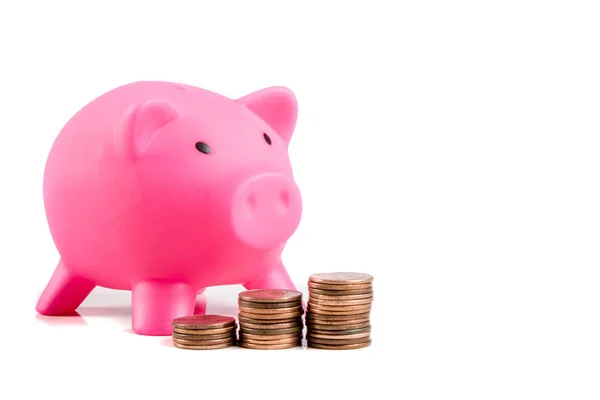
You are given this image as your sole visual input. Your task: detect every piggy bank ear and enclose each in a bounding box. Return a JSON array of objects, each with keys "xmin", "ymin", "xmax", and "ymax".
[
  {"xmin": 236, "ymin": 86, "xmax": 298, "ymax": 146},
  {"xmin": 114, "ymin": 99, "xmax": 180, "ymax": 159}
]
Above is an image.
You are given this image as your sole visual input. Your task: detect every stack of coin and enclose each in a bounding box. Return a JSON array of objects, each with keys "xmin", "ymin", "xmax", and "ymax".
[
  {"xmin": 306, "ymin": 272, "xmax": 374, "ymax": 350},
  {"xmin": 171, "ymin": 315, "xmax": 237, "ymax": 350},
  {"xmin": 237, "ymin": 289, "xmax": 304, "ymax": 350}
]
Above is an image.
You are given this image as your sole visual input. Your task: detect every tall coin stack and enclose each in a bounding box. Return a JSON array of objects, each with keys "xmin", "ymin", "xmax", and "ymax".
[
  {"xmin": 306, "ymin": 272, "xmax": 374, "ymax": 350},
  {"xmin": 237, "ymin": 289, "xmax": 304, "ymax": 350}
]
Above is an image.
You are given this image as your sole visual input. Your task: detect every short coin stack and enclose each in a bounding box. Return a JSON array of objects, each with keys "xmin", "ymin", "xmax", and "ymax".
[
  {"xmin": 237, "ymin": 289, "xmax": 304, "ymax": 350},
  {"xmin": 171, "ymin": 315, "xmax": 237, "ymax": 350},
  {"xmin": 306, "ymin": 272, "xmax": 374, "ymax": 350}
]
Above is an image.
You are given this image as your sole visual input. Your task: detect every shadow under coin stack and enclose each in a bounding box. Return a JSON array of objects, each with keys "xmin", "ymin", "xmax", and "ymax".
[
  {"xmin": 306, "ymin": 272, "xmax": 374, "ymax": 350},
  {"xmin": 237, "ymin": 289, "xmax": 304, "ymax": 350},
  {"xmin": 171, "ymin": 315, "xmax": 237, "ymax": 350}
]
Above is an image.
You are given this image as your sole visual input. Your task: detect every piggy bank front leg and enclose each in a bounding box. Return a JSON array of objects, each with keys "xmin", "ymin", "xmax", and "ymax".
[
  {"xmin": 131, "ymin": 281, "xmax": 196, "ymax": 336},
  {"xmin": 243, "ymin": 260, "xmax": 298, "ymax": 291}
]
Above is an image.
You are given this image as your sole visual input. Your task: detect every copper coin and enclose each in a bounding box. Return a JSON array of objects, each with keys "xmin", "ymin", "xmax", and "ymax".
[
  {"xmin": 173, "ymin": 337, "xmax": 236, "ymax": 346},
  {"xmin": 307, "ymin": 330, "xmax": 371, "ymax": 340},
  {"xmin": 307, "ymin": 306, "xmax": 372, "ymax": 314},
  {"xmin": 172, "ymin": 331, "xmax": 236, "ymax": 341},
  {"xmin": 238, "ymin": 289, "xmax": 302, "ymax": 303},
  {"xmin": 307, "ymin": 304, "xmax": 372, "ymax": 313},
  {"xmin": 173, "ymin": 341, "xmax": 235, "ymax": 350},
  {"xmin": 309, "ymin": 272, "xmax": 373, "ymax": 285},
  {"xmin": 239, "ymin": 305, "xmax": 303, "ymax": 314},
  {"xmin": 237, "ymin": 314, "xmax": 302, "ymax": 324},
  {"xmin": 308, "ymin": 296, "xmax": 373, "ymax": 305},
  {"xmin": 238, "ymin": 341, "xmax": 301, "ymax": 350},
  {"xmin": 238, "ymin": 300, "xmax": 301, "ymax": 309},
  {"xmin": 171, "ymin": 315, "xmax": 236, "ymax": 330},
  {"xmin": 309, "ymin": 292, "xmax": 373, "ymax": 301},
  {"xmin": 308, "ymin": 301, "xmax": 371, "ymax": 309},
  {"xmin": 240, "ymin": 326, "xmax": 302, "ymax": 335},
  {"xmin": 306, "ymin": 318, "xmax": 370, "ymax": 326},
  {"xmin": 305, "ymin": 321, "xmax": 371, "ymax": 331},
  {"xmin": 305, "ymin": 311, "xmax": 370, "ymax": 321},
  {"xmin": 307, "ymin": 339, "xmax": 371, "ymax": 350},
  {"xmin": 308, "ymin": 282, "xmax": 373, "ymax": 291},
  {"xmin": 309, "ymin": 287, "xmax": 373, "ymax": 296},
  {"xmin": 238, "ymin": 320, "xmax": 302, "ymax": 330},
  {"xmin": 173, "ymin": 326, "xmax": 236, "ymax": 335},
  {"xmin": 307, "ymin": 326, "xmax": 371, "ymax": 336},
  {"xmin": 240, "ymin": 338, "xmax": 301, "ymax": 346},
  {"xmin": 308, "ymin": 298, "xmax": 373, "ymax": 307},
  {"xmin": 239, "ymin": 333, "xmax": 302, "ymax": 342},
  {"xmin": 239, "ymin": 310, "xmax": 303, "ymax": 320},
  {"xmin": 307, "ymin": 336, "xmax": 371, "ymax": 346},
  {"xmin": 307, "ymin": 307, "xmax": 371, "ymax": 315}
]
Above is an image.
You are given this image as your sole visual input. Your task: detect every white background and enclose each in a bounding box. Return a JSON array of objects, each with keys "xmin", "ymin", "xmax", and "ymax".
[{"xmin": 0, "ymin": 1, "xmax": 599, "ymax": 399}]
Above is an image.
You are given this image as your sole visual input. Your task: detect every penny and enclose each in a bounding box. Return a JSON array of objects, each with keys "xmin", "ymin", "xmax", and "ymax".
[
  {"xmin": 307, "ymin": 336, "xmax": 371, "ymax": 346},
  {"xmin": 307, "ymin": 306, "xmax": 372, "ymax": 314},
  {"xmin": 239, "ymin": 334, "xmax": 302, "ymax": 343},
  {"xmin": 238, "ymin": 300, "xmax": 301, "ymax": 309},
  {"xmin": 307, "ymin": 307, "xmax": 371, "ymax": 315},
  {"xmin": 306, "ymin": 318, "xmax": 370, "ymax": 326},
  {"xmin": 239, "ymin": 305, "xmax": 303, "ymax": 314},
  {"xmin": 239, "ymin": 310, "xmax": 303, "ymax": 320},
  {"xmin": 238, "ymin": 289, "xmax": 302, "ymax": 303},
  {"xmin": 307, "ymin": 339, "xmax": 372, "ymax": 350},
  {"xmin": 308, "ymin": 299, "xmax": 373, "ymax": 308},
  {"xmin": 238, "ymin": 341, "xmax": 301, "ymax": 350},
  {"xmin": 239, "ymin": 326, "xmax": 302, "ymax": 335},
  {"xmin": 308, "ymin": 292, "xmax": 373, "ymax": 301},
  {"xmin": 172, "ymin": 326, "xmax": 236, "ymax": 335},
  {"xmin": 307, "ymin": 330, "xmax": 371, "ymax": 340},
  {"xmin": 307, "ymin": 326, "xmax": 371, "ymax": 336},
  {"xmin": 172, "ymin": 332, "xmax": 236, "ymax": 341},
  {"xmin": 173, "ymin": 341, "xmax": 235, "ymax": 350},
  {"xmin": 308, "ymin": 301, "xmax": 371, "ymax": 309},
  {"xmin": 308, "ymin": 282, "xmax": 373, "ymax": 291},
  {"xmin": 171, "ymin": 315, "xmax": 236, "ymax": 330},
  {"xmin": 305, "ymin": 312, "xmax": 370, "ymax": 321},
  {"xmin": 307, "ymin": 306, "xmax": 372, "ymax": 315},
  {"xmin": 308, "ymin": 287, "xmax": 373, "ymax": 296},
  {"xmin": 305, "ymin": 321, "xmax": 371, "ymax": 331},
  {"xmin": 309, "ymin": 296, "xmax": 373, "ymax": 304},
  {"xmin": 173, "ymin": 337, "xmax": 236, "ymax": 346},
  {"xmin": 238, "ymin": 321, "xmax": 302, "ymax": 330},
  {"xmin": 237, "ymin": 314, "xmax": 302, "ymax": 324},
  {"xmin": 309, "ymin": 272, "xmax": 373, "ymax": 285}
]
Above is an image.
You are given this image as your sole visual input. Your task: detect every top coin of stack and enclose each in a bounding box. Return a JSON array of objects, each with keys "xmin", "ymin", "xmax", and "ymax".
[
  {"xmin": 237, "ymin": 289, "xmax": 304, "ymax": 350},
  {"xmin": 171, "ymin": 315, "xmax": 237, "ymax": 350},
  {"xmin": 306, "ymin": 272, "xmax": 374, "ymax": 350}
]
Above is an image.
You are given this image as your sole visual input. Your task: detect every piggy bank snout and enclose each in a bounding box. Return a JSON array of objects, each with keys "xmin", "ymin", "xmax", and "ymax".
[{"xmin": 231, "ymin": 173, "xmax": 302, "ymax": 249}]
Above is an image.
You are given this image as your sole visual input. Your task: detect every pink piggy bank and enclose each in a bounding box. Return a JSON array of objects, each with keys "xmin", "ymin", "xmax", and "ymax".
[{"xmin": 36, "ymin": 81, "xmax": 303, "ymax": 335}]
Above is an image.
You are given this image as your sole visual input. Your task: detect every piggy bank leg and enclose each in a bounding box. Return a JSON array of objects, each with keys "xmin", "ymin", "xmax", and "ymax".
[
  {"xmin": 194, "ymin": 288, "xmax": 207, "ymax": 315},
  {"xmin": 131, "ymin": 281, "xmax": 196, "ymax": 336},
  {"xmin": 36, "ymin": 259, "xmax": 95, "ymax": 315},
  {"xmin": 243, "ymin": 260, "xmax": 297, "ymax": 291},
  {"xmin": 244, "ymin": 261, "xmax": 306, "ymax": 310}
]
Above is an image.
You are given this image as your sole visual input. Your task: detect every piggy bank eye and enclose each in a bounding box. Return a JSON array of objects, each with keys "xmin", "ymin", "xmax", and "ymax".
[
  {"xmin": 195, "ymin": 142, "xmax": 211, "ymax": 154},
  {"xmin": 263, "ymin": 133, "xmax": 272, "ymax": 145}
]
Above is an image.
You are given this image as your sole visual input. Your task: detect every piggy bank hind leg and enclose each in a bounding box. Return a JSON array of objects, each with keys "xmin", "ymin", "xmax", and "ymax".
[
  {"xmin": 36, "ymin": 259, "xmax": 96, "ymax": 315},
  {"xmin": 131, "ymin": 281, "xmax": 197, "ymax": 336}
]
